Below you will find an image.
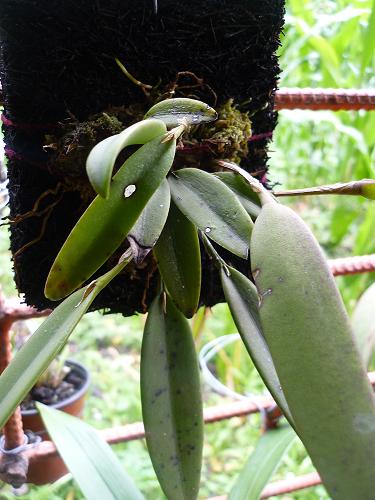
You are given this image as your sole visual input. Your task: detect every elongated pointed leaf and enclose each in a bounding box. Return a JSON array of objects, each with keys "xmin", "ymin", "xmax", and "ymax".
[
  {"xmin": 251, "ymin": 202, "xmax": 375, "ymax": 499},
  {"xmin": 144, "ymin": 98, "xmax": 217, "ymax": 128},
  {"xmin": 141, "ymin": 294, "xmax": 203, "ymax": 500},
  {"xmin": 214, "ymin": 172, "xmax": 261, "ymax": 219},
  {"xmin": 86, "ymin": 119, "xmax": 167, "ymax": 198},
  {"xmin": 229, "ymin": 425, "xmax": 296, "ymax": 500},
  {"xmin": 154, "ymin": 201, "xmax": 201, "ymax": 318},
  {"xmin": 169, "ymin": 169, "xmax": 253, "ymax": 259},
  {"xmin": 38, "ymin": 404, "xmax": 144, "ymax": 500},
  {"xmin": 128, "ymin": 179, "xmax": 170, "ymax": 264},
  {"xmin": 0, "ymin": 258, "xmax": 130, "ymax": 429},
  {"xmin": 352, "ymin": 282, "xmax": 375, "ymax": 368},
  {"xmin": 220, "ymin": 266, "xmax": 293, "ymax": 425},
  {"xmin": 45, "ymin": 136, "xmax": 176, "ymax": 300}
]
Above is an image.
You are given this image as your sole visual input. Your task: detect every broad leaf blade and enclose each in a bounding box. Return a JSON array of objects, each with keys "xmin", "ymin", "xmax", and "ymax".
[
  {"xmin": 169, "ymin": 168, "xmax": 253, "ymax": 259},
  {"xmin": 220, "ymin": 266, "xmax": 293, "ymax": 424},
  {"xmin": 229, "ymin": 425, "xmax": 296, "ymax": 500},
  {"xmin": 141, "ymin": 294, "xmax": 203, "ymax": 500},
  {"xmin": 38, "ymin": 404, "xmax": 144, "ymax": 500},
  {"xmin": 128, "ymin": 179, "xmax": 171, "ymax": 264},
  {"xmin": 154, "ymin": 201, "xmax": 201, "ymax": 318},
  {"xmin": 0, "ymin": 259, "xmax": 129, "ymax": 429},
  {"xmin": 352, "ymin": 282, "xmax": 375, "ymax": 368},
  {"xmin": 86, "ymin": 119, "xmax": 166, "ymax": 198},
  {"xmin": 45, "ymin": 136, "xmax": 176, "ymax": 300},
  {"xmin": 214, "ymin": 172, "xmax": 261, "ymax": 219}
]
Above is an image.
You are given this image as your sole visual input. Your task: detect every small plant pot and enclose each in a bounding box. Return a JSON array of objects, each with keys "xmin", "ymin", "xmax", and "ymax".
[{"xmin": 21, "ymin": 360, "xmax": 90, "ymax": 485}]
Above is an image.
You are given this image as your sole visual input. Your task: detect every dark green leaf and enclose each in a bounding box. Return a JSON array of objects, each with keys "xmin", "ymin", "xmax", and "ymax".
[
  {"xmin": 45, "ymin": 136, "xmax": 176, "ymax": 300},
  {"xmin": 141, "ymin": 294, "xmax": 203, "ymax": 500},
  {"xmin": 154, "ymin": 201, "xmax": 201, "ymax": 318},
  {"xmin": 169, "ymin": 169, "xmax": 253, "ymax": 259},
  {"xmin": 128, "ymin": 179, "xmax": 171, "ymax": 264},
  {"xmin": 229, "ymin": 425, "xmax": 296, "ymax": 500},
  {"xmin": 214, "ymin": 172, "xmax": 261, "ymax": 219},
  {"xmin": 86, "ymin": 119, "xmax": 167, "ymax": 198},
  {"xmin": 220, "ymin": 266, "xmax": 293, "ymax": 425},
  {"xmin": 38, "ymin": 404, "xmax": 144, "ymax": 500}
]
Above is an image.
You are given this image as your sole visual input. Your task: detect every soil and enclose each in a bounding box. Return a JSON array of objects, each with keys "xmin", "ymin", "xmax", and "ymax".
[
  {"xmin": 21, "ymin": 368, "xmax": 84, "ymax": 412},
  {"xmin": 0, "ymin": 0, "xmax": 285, "ymax": 316}
]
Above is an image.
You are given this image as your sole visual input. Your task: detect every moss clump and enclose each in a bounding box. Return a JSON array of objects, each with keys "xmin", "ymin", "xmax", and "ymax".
[{"xmin": 199, "ymin": 99, "xmax": 252, "ymax": 163}]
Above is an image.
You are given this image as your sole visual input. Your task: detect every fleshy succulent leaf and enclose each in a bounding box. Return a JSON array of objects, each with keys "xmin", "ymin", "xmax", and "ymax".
[
  {"xmin": 141, "ymin": 294, "xmax": 203, "ymax": 500},
  {"xmin": 45, "ymin": 135, "xmax": 176, "ymax": 300},
  {"xmin": 154, "ymin": 201, "xmax": 201, "ymax": 318},
  {"xmin": 86, "ymin": 119, "xmax": 167, "ymax": 198},
  {"xmin": 169, "ymin": 168, "xmax": 253, "ymax": 259}
]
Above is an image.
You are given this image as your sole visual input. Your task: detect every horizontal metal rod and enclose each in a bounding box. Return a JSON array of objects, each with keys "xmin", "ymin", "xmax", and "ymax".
[
  {"xmin": 275, "ymin": 88, "xmax": 375, "ymax": 111},
  {"xmin": 1, "ymin": 88, "xmax": 374, "ymax": 112}
]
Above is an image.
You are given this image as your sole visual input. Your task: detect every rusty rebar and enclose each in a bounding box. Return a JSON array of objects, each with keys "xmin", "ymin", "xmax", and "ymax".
[
  {"xmin": 275, "ymin": 88, "xmax": 375, "ymax": 111},
  {"xmin": 329, "ymin": 254, "xmax": 375, "ymax": 277}
]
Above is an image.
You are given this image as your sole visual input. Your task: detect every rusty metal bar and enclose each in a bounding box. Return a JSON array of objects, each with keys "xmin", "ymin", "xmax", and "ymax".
[
  {"xmin": 329, "ymin": 254, "xmax": 375, "ymax": 277},
  {"xmin": 275, "ymin": 88, "xmax": 375, "ymax": 111}
]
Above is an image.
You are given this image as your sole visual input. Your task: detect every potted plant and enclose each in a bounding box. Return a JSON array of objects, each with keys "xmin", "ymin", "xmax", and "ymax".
[{"xmin": 0, "ymin": 291, "xmax": 90, "ymax": 486}]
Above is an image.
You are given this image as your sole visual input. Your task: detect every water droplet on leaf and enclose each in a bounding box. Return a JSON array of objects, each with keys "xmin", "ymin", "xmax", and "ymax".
[
  {"xmin": 205, "ymin": 227, "xmax": 211, "ymax": 234},
  {"xmin": 124, "ymin": 184, "xmax": 137, "ymax": 198}
]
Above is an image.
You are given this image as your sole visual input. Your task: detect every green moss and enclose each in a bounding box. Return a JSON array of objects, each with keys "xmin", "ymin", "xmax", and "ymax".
[{"xmin": 199, "ymin": 99, "xmax": 252, "ymax": 163}]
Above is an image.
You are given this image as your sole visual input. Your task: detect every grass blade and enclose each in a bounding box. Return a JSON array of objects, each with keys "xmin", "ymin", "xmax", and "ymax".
[
  {"xmin": 228, "ymin": 425, "xmax": 296, "ymax": 500},
  {"xmin": 141, "ymin": 294, "xmax": 203, "ymax": 500},
  {"xmin": 38, "ymin": 404, "xmax": 144, "ymax": 500},
  {"xmin": 0, "ymin": 257, "xmax": 131, "ymax": 429}
]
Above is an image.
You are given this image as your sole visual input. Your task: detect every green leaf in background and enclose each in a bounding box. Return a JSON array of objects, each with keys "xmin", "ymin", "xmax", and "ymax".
[
  {"xmin": 86, "ymin": 119, "xmax": 167, "ymax": 198},
  {"xmin": 38, "ymin": 404, "xmax": 144, "ymax": 500},
  {"xmin": 45, "ymin": 135, "xmax": 176, "ymax": 301},
  {"xmin": 251, "ymin": 201, "xmax": 375, "ymax": 499},
  {"xmin": 360, "ymin": 0, "xmax": 375, "ymax": 79},
  {"xmin": 141, "ymin": 294, "xmax": 203, "ymax": 500},
  {"xmin": 220, "ymin": 266, "xmax": 293, "ymax": 425},
  {"xmin": 213, "ymin": 172, "xmax": 261, "ymax": 219},
  {"xmin": 228, "ymin": 425, "xmax": 296, "ymax": 500},
  {"xmin": 0, "ymin": 256, "xmax": 131, "ymax": 429},
  {"xmin": 128, "ymin": 179, "xmax": 171, "ymax": 264},
  {"xmin": 352, "ymin": 282, "xmax": 375, "ymax": 368},
  {"xmin": 169, "ymin": 168, "xmax": 253, "ymax": 259},
  {"xmin": 154, "ymin": 201, "xmax": 201, "ymax": 318}
]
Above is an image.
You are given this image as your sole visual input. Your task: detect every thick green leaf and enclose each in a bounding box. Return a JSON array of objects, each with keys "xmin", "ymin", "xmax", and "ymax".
[
  {"xmin": 214, "ymin": 172, "xmax": 261, "ymax": 219},
  {"xmin": 0, "ymin": 258, "xmax": 131, "ymax": 429},
  {"xmin": 169, "ymin": 169, "xmax": 253, "ymax": 259},
  {"xmin": 154, "ymin": 201, "xmax": 201, "ymax": 318},
  {"xmin": 352, "ymin": 282, "xmax": 375, "ymax": 368},
  {"xmin": 141, "ymin": 294, "xmax": 203, "ymax": 500},
  {"xmin": 251, "ymin": 202, "xmax": 375, "ymax": 499},
  {"xmin": 128, "ymin": 179, "xmax": 171, "ymax": 264},
  {"xmin": 144, "ymin": 98, "xmax": 218, "ymax": 128},
  {"xmin": 86, "ymin": 119, "xmax": 167, "ymax": 198},
  {"xmin": 45, "ymin": 136, "xmax": 176, "ymax": 300},
  {"xmin": 228, "ymin": 425, "xmax": 296, "ymax": 500},
  {"xmin": 220, "ymin": 266, "xmax": 293, "ymax": 425},
  {"xmin": 38, "ymin": 404, "xmax": 144, "ymax": 500}
]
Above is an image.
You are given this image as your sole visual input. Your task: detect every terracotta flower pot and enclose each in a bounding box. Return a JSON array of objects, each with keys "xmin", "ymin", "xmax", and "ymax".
[{"xmin": 22, "ymin": 360, "xmax": 90, "ymax": 485}]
